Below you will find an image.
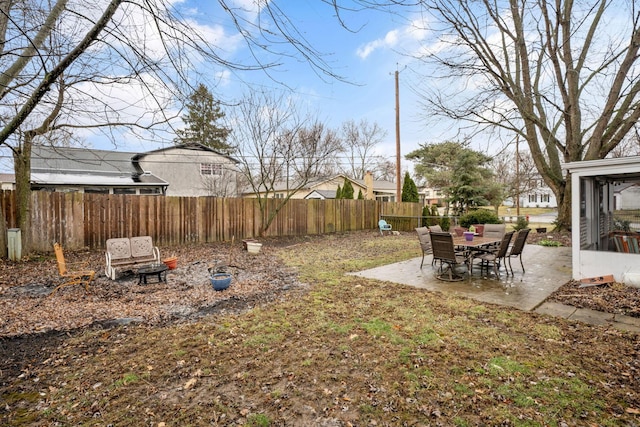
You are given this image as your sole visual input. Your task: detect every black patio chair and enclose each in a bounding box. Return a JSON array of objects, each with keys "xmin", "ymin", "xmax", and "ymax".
[
  {"xmin": 507, "ymin": 228, "xmax": 530, "ymax": 274},
  {"xmin": 470, "ymin": 231, "xmax": 514, "ymax": 277},
  {"xmin": 429, "ymin": 232, "xmax": 467, "ymax": 281}
]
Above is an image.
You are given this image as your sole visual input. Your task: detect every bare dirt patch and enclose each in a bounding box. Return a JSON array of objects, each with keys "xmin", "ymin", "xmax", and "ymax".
[{"xmin": 0, "ymin": 239, "xmax": 305, "ymax": 338}]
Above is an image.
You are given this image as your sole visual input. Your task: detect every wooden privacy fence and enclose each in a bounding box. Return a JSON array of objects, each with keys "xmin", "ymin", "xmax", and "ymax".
[{"xmin": 0, "ymin": 191, "xmax": 423, "ymax": 252}]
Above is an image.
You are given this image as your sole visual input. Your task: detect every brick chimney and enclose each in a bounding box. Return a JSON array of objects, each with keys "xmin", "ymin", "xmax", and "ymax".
[{"xmin": 364, "ymin": 171, "xmax": 374, "ymax": 200}]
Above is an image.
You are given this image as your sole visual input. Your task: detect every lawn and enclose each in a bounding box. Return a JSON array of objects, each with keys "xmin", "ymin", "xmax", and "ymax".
[{"xmin": 1, "ymin": 231, "xmax": 638, "ymax": 426}]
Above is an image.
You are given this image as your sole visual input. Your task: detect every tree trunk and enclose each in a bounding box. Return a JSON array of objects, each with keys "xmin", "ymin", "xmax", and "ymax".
[
  {"xmin": 554, "ymin": 178, "xmax": 572, "ymax": 231},
  {"xmin": 13, "ymin": 143, "xmax": 31, "ymax": 255}
]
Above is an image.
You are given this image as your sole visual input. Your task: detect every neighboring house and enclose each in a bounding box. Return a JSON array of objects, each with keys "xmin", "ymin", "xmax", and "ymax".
[
  {"xmin": 563, "ymin": 156, "xmax": 640, "ymax": 285},
  {"xmin": 244, "ymin": 175, "xmax": 365, "ymax": 200},
  {"xmin": 31, "ymin": 146, "xmax": 167, "ymax": 195},
  {"xmin": 29, "ymin": 143, "xmax": 241, "ymax": 197},
  {"xmin": 419, "ymin": 186, "xmax": 445, "ymax": 206},
  {"xmin": 614, "ymin": 183, "xmax": 640, "ymax": 209},
  {"xmin": 503, "ymin": 176, "xmax": 558, "ymax": 208},
  {"xmin": 0, "ymin": 173, "xmax": 15, "ymax": 190},
  {"xmin": 354, "ymin": 171, "xmax": 397, "ymax": 202},
  {"xmin": 305, "ymin": 190, "xmax": 337, "ymax": 200},
  {"xmin": 133, "ymin": 143, "xmax": 241, "ymax": 197},
  {"xmin": 243, "ymin": 172, "xmax": 398, "ymax": 201}
]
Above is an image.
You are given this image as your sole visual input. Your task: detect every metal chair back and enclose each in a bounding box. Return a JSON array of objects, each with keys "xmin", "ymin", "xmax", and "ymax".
[
  {"xmin": 508, "ymin": 228, "xmax": 531, "ymax": 274},
  {"xmin": 483, "ymin": 223, "xmax": 506, "ymax": 239},
  {"xmin": 415, "ymin": 227, "xmax": 431, "ymax": 251},
  {"xmin": 430, "ymin": 231, "xmax": 467, "ymax": 281},
  {"xmin": 509, "ymin": 228, "xmax": 530, "ymax": 256},
  {"xmin": 496, "ymin": 231, "xmax": 515, "ymax": 258},
  {"xmin": 430, "ymin": 232, "xmax": 457, "ymax": 264},
  {"xmin": 415, "ymin": 227, "xmax": 432, "ymax": 268}
]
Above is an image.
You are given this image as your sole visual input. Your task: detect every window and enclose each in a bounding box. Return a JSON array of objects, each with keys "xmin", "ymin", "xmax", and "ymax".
[
  {"xmin": 140, "ymin": 188, "xmax": 161, "ymax": 195},
  {"xmin": 114, "ymin": 188, "xmax": 136, "ymax": 195},
  {"xmin": 528, "ymin": 194, "xmax": 538, "ymax": 203},
  {"xmin": 84, "ymin": 187, "xmax": 109, "ymax": 194},
  {"xmin": 200, "ymin": 163, "xmax": 222, "ymax": 176},
  {"xmin": 541, "ymin": 193, "xmax": 550, "ymax": 203}
]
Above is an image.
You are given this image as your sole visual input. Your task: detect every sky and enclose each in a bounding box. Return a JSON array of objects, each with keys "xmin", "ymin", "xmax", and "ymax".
[
  {"xmin": 164, "ymin": 0, "xmax": 448, "ymax": 175},
  {"xmin": 3, "ymin": 1, "xmax": 636, "ymax": 176},
  {"xmin": 0, "ymin": 1, "xmax": 469, "ymax": 174}
]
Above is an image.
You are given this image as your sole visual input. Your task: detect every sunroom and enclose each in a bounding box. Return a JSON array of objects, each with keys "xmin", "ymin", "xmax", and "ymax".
[{"xmin": 563, "ymin": 156, "xmax": 640, "ymax": 285}]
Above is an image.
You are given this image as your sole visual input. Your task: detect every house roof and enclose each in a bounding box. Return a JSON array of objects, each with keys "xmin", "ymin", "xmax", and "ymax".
[
  {"xmin": 31, "ymin": 146, "xmax": 167, "ymax": 187},
  {"xmin": 563, "ymin": 155, "xmax": 640, "ymax": 182},
  {"xmin": 132, "ymin": 142, "xmax": 241, "ymax": 164},
  {"xmin": 304, "ymin": 189, "xmax": 336, "ymax": 199},
  {"xmin": 248, "ymin": 174, "xmax": 395, "ymax": 195},
  {"xmin": 353, "ymin": 177, "xmax": 396, "ymax": 194},
  {"xmin": 263, "ymin": 174, "xmax": 359, "ymax": 193}
]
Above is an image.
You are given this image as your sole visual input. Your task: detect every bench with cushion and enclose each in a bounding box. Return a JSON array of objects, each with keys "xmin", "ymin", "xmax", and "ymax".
[{"xmin": 105, "ymin": 236, "xmax": 160, "ymax": 280}]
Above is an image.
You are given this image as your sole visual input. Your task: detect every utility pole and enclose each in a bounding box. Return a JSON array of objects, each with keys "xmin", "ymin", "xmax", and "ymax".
[
  {"xmin": 515, "ymin": 134, "xmax": 520, "ymax": 217},
  {"xmin": 395, "ymin": 69, "xmax": 401, "ymax": 201}
]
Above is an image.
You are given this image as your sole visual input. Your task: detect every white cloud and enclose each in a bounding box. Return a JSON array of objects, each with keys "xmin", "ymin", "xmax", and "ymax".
[
  {"xmin": 356, "ymin": 16, "xmax": 431, "ymax": 60},
  {"xmin": 357, "ymin": 30, "xmax": 400, "ymax": 59}
]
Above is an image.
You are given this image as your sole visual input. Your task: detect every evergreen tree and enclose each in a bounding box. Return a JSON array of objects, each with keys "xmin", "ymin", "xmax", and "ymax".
[
  {"xmin": 406, "ymin": 141, "xmax": 493, "ymax": 214},
  {"xmin": 335, "ymin": 185, "xmax": 342, "ymax": 199},
  {"xmin": 342, "ymin": 178, "xmax": 354, "ymax": 199},
  {"xmin": 176, "ymin": 84, "xmax": 232, "ymax": 153},
  {"xmin": 401, "ymin": 172, "xmax": 419, "ymax": 202},
  {"xmin": 357, "ymin": 189, "xmax": 364, "ymax": 199},
  {"xmin": 428, "ymin": 204, "xmax": 440, "ymax": 226},
  {"xmin": 421, "ymin": 204, "xmax": 430, "ymax": 226}
]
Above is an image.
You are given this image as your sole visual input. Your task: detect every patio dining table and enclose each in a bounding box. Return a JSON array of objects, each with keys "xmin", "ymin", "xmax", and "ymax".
[{"xmin": 451, "ymin": 235, "xmax": 501, "ymax": 274}]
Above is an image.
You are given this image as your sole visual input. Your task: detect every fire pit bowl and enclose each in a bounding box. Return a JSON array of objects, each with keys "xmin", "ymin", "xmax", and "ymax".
[{"xmin": 210, "ymin": 273, "xmax": 232, "ymax": 291}]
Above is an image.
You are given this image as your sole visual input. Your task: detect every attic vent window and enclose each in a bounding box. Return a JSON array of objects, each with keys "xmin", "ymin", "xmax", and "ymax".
[{"xmin": 200, "ymin": 163, "xmax": 222, "ymax": 176}]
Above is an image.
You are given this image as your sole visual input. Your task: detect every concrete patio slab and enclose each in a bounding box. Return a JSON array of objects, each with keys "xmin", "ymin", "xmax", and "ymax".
[{"xmin": 349, "ymin": 245, "xmax": 572, "ymax": 312}]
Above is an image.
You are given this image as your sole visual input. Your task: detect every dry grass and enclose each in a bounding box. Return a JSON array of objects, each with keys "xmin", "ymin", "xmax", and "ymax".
[{"xmin": 1, "ymin": 231, "xmax": 639, "ymax": 426}]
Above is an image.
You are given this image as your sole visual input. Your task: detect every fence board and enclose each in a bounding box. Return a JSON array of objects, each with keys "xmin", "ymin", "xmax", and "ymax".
[{"xmin": 0, "ymin": 191, "xmax": 422, "ymax": 252}]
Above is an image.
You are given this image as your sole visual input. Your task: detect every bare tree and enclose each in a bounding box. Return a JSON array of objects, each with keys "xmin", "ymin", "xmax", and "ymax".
[
  {"xmin": 230, "ymin": 91, "xmax": 340, "ymax": 236},
  {"xmin": 0, "ymin": 0, "xmax": 350, "ymax": 252},
  {"xmin": 200, "ymin": 166, "xmax": 240, "ymax": 198},
  {"xmin": 402, "ymin": 0, "xmax": 640, "ymax": 229},
  {"xmin": 611, "ymin": 130, "xmax": 640, "ymax": 157},
  {"xmin": 340, "ymin": 119, "xmax": 387, "ymax": 179},
  {"xmin": 372, "ymin": 159, "xmax": 397, "ymax": 182},
  {"xmin": 490, "ymin": 150, "xmax": 539, "ymax": 213}
]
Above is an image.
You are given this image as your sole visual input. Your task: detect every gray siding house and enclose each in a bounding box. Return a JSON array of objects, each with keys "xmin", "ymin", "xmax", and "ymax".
[
  {"xmin": 31, "ymin": 146, "xmax": 167, "ymax": 195},
  {"xmin": 133, "ymin": 143, "xmax": 241, "ymax": 197},
  {"xmin": 30, "ymin": 143, "xmax": 241, "ymax": 197}
]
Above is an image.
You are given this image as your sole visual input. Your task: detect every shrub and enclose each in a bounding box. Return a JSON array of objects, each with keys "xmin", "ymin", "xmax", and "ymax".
[
  {"xmin": 513, "ymin": 216, "xmax": 529, "ymax": 231},
  {"xmin": 427, "ymin": 204, "xmax": 440, "ymax": 227},
  {"xmin": 539, "ymin": 239, "xmax": 561, "ymax": 247},
  {"xmin": 335, "ymin": 185, "xmax": 342, "ymax": 199},
  {"xmin": 342, "ymin": 179, "xmax": 354, "ymax": 199},
  {"xmin": 440, "ymin": 216, "xmax": 451, "ymax": 231},
  {"xmin": 421, "ymin": 205, "xmax": 430, "ymax": 227},
  {"xmin": 458, "ymin": 209, "xmax": 502, "ymax": 228}
]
